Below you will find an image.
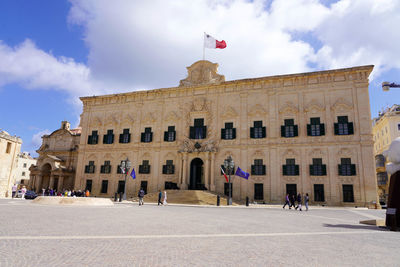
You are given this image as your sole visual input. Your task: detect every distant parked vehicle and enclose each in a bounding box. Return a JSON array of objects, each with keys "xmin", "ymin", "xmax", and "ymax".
[{"xmin": 24, "ymin": 190, "xmax": 38, "ymax": 200}]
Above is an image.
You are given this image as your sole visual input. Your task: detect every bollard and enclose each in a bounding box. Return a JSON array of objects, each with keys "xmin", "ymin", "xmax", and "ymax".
[
  {"xmin": 246, "ymin": 196, "xmax": 249, "ymax": 207},
  {"xmin": 114, "ymin": 192, "xmax": 118, "ymax": 202},
  {"xmin": 217, "ymin": 195, "xmax": 220, "ymax": 206},
  {"xmin": 119, "ymin": 192, "xmax": 123, "ymax": 202}
]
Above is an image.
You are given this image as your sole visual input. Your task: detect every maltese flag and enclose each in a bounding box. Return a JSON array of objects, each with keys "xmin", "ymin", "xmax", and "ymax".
[{"xmin": 204, "ymin": 33, "xmax": 227, "ymax": 49}]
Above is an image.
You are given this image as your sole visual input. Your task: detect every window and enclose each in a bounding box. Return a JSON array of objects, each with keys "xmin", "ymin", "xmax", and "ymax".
[
  {"xmin": 117, "ymin": 180, "xmax": 125, "ymax": 193},
  {"xmin": 377, "ymin": 172, "xmax": 388, "ymax": 185},
  {"xmin": 221, "ymin": 122, "xmax": 236, "ymax": 140},
  {"xmin": 398, "ymin": 123, "xmax": 400, "ymax": 131},
  {"xmin": 283, "ymin": 159, "xmax": 299, "ymax": 176},
  {"xmin": 85, "ymin": 180, "xmax": 92, "ymax": 192},
  {"xmin": 100, "ymin": 161, "xmax": 111, "ymax": 174},
  {"xmin": 250, "ymin": 121, "xmax": 266, "ymax": 139},
  {"xmin": 119, "ymin": 129, "xmax": 131, "ymax": 143},
  {"xmin": 23, "ymin": 163, "xmax": 27, "ymax": 168},
  {"xmin": 190, "ymin": 118, "xmax": 206, "ymax": 139},
  {"xmin": 310, "ymin": 158, "xmax": 327, "ymax": 176},
  {"xmin": 162, "ymin": 160, "xmax": 175, "ymax": 174},
  {"xmin": 139, "ymin": 160, "xmax": 150, "ymax": 174},
  {"xmin": 87, "ymin": 131, "xmax": 99, "ymax": 145},
  {"xmin": 101, "ymin": 180, "xmax": 108, "ymax": 194},
  {"xmin": 164, "ymin": 126, "xmax": 176, "ymax": 142},
  {"xmin": 375, "ymin": 154, "xmax": 385, "ymax": 168},
  {"xmin": 342, "ymin": 184, "xmax": 354, "ymax": 202},
  {"xmin": 103, "ymin": 130, "xmax": 114, "ymax": 144},
  {"xmin": 314, "ymin": 184, "xmax": 325, "ymax": 202},
  {"xmin": 281, "ymin": 119, "xmax": 298, "ymax": 138},
  {"xmin": 254, "ymin": 183, "xmax": 263, "ymax": 200},
  {"xmin": 22, "ymin": 172, "xmax": 26, "ymax": 176},
  {"xmin": 84, "ymin": 161, "xmax": 95, "ymax": 173},
  {"xmin": 338, "ymin": 158, "xmax": 356, "ymax": 176},
  {"xmin": 224, "ymin": 183, "xmax": 233, "ymax": 197},
  {"xmin": 141, "ymin": 127, "xmax": 153, "ymax": 143},
  {"xmin": 140, "ymin": 181, "xmax": 148, "ymax": 194},
  {"xmin": 117, "ymin": 164, "xmax": 123, "ymax": 174},
  {"xmin": 286, "ymin": 184, "xmax": 297, "ymax": 197},
  {"xmin": 334, "ymin": 116, "xmax": 354, "ymax": 135},
  {"xmin": 251, "ymin": 159, "xmax": 266, "ymax": 175},
  {"xmin": 307, "ymin": 117, "xmax": 325, "ymax": 136},
  {"xmin": 220, "ymin": 165, "xmax": 235, "ymax": 175}
]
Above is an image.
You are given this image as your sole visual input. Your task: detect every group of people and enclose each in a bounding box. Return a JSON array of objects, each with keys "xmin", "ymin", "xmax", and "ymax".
[
  {"xmin": 11, "ymin": 184, "xmax": 26, "ymax": 198},
  {"xmin": 41, "ymin": 188, "xmax": 90, "ymax": 197},
  {"xmin": 283, "ymin": 193, "xmax": 309, "ymax": 211}
]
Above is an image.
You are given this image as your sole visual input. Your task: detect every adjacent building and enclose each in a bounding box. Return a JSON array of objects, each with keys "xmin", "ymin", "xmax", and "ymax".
[
  {"xmin": 72, "ymin": 60, "xmax": 379, "ymax": 207},
  {"xmin": 372, "ymin": 104, "xmax": 400, "ymax": 204},
  {"xmin": 28, "ymin": 121, "xmax": 81, "ymax": 192},
  {"xmin": 15, "ymin": 152, "xmax": 36, "ymax": 185},
  {"xmin": 0, "ymin": 130, "xmax": 22, "ymax": 197}
]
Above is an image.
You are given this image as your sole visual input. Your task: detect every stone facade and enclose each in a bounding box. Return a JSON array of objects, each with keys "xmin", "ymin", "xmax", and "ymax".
[
  {"xmin": 372, "ymin": 104, "xmax": 400, "ymax": 204},
  {"xmin": 14, "ymin": 152, "xmax": 36, "ymax": 185},
  {"xmin": 0, "ymin": 130, "xmax": 22, "ymax": 197},
  {"xmin": 29, "ymin": 121, "xmax": 80, "ymax": 193},
  {"xmin": 74, "ymin": 60, "xmax": 379, "ymax": 207}
]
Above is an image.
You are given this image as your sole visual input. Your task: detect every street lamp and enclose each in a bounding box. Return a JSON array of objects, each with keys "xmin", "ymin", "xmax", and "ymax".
[
  {"xmin": 224, "ymin": 155, "xmax": 235, "ymax": 205},
  {"xmin": 120, "ymin": 158, "xmax": 131, "ymax": 201},
  {"xmin": 382, "ymin": 82, "xmax": 400, "ymax": 91}
]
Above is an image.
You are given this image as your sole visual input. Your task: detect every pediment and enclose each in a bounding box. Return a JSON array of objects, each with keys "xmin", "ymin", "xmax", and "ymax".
[
  {"xmin": 105, "ymin": 113, "xmax": 119, "ymax": 126},
  {"xmin": 142, "ymin": 112, "xmax": 156, "ymax": 124},
  {"xmin": 304, "ymin": 100, "xmax": 325, "ymax": 114},
  {"xmin": 338, "ymin": 148, "xmax": 352, "ymax": 156},
  {"xmin": 164, "ymin": 111, "xmax": 180, "ymax": 123},
  {"xmin": 179, "ymin": 60, "xmax": 225, "ymax": 87},
  {"xmin": 248, "ymin": 104, "xmax": 267, "ymax": 117},
  {"xmin": 279, "ymin": 102, "xmax": 299, "ymax": 115},
  {"xmin": 282, "ymin": 149, "xmax": 298, "ymax": 157},
  {"xmin": 331, "ymin": 98, "xmax": 353, "ymax": 112},
  {"xmin": 121, "ymin": 114, "xmax": 135, "ymax": 125},
  {"xmin": 308, "ymin": 148, "xmax": 324, "ymax": 157},
  {"xmin": 221, "ymin": 106, "xmax": 238, "ymax": 119},
  {"xmin": 252, "ymin": 150, "xmax": 265, "ymax": 158},
  {"xmin": 90, "ymin": 116, "xmax": 102, "ymax": 127}
]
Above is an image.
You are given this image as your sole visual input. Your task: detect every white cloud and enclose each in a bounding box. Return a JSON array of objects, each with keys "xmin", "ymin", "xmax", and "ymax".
[{"xmin": 31, "ymin": 129, "xmax": 51, "ymax": 150}]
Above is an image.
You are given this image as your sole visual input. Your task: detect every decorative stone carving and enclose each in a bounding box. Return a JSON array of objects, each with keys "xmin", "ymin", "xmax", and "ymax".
[
  {"xmin": 304, "ymin": 100, "xmax": 325, "ymax": 114},
  {"xmin": 283, "ymin": 176, "xmax": 298, "ymax": 182},
  {"xmin": 252, "ymin": 150, "xmax": 265, "ymax": 158},
  {"xmin": 331, "ymin": 97, "xmax": 353, "ymax": 112},
  {"xmin": 121, "ymin": 114, "xmax": 134, "ymax": 125},
  {"xmin": 221, "ymin": 106, "xmax": 238, "ymax": 119},
  {"xmin": 282, "ymin": 149, "xmax": 298, "ymax": 157},
  {"xmin": 164, "ymin": 111, "xmax": 180, "ymax": 123},
  {"xmin": 308, "ymin": 148, "xmax": 324, "ymax": 157},
  {"xmin": 279, "ymin": 101, "xmax": 299, "ymax": 115},
  {"xmin": 105, "ymin": 113, "xmax": 119, "ymax": 126},
  {"xmin": 338, "ymin": 148, "xmax": 352, "ymax": 156},
  {"xmin": 248, "ymin": 104, "xmax": 267, "ymax": 117},
  {"xmin": 252, "ymin": 176, "xmax": 265, "ymax": 182},
  {"xmin": 178, "ymin": 138, "xmax": 218, "ymax": 153},
  {"xmin": 179, "ymin": 60, "xmax": 225, "ymax": 87},
  {"xmin": 142, "ymin": 112, "xmax": 156, "ymax": 124},
  {"xmin": 90, "ymin": 116, "xmax": 102, "ymax": 127}
]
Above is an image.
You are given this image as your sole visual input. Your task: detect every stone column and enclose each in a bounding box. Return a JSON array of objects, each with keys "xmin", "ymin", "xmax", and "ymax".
[
  {"xmin": 49, "ymin": 175, "xmax": 55, "ymax": 190},
  {"xmin": 178, "ymin": 153, "xmax": 183, "ymax": 184},
  {"xmin": 35, "ymin": 175, "xmax": 42, "ymax": 193},
  {"xmin": 181, "ymin": 153, "xmax": 188, "ymax": 190},
  {"xmin": 204, "ymin": 152, "xmax": 210, "ymax": 190},
  {"xmin": 210, "ymin": 153, "xmax": 215, "ymax": 191},
  {"xmin": 57, "ymin": 176, "xmax": 64, "ymax": 192}
]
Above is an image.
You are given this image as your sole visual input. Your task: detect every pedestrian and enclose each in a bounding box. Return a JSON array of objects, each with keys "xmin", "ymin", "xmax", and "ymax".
[
  {"xmin": 283, "ymin": 193, "xmax": 291, "ymax": 209},
  {"xmin": 42, "ymin": 188, "xmax": 45, "ymax": 196},
  {"xmin": 163, "ymin": 191, "xmax": 167, "ymax": 205},
  {"xmin": 295, "ymin": 193, "xmax": 302, "ymax": 211},
  {"xmin": 158, "ymin": 190, "xmax": 163, "ymax": 205},
  {"xmin": 11, "ymin": 184, "xmax": 17, "ymax": 198},
  {"xmin": 21, "ymin": 186, "xmax": 27, "ymax": 199},
  {"xmin": 304, "ymin": 193, "xmax": 309, "ymax": 211},
  {"xmin": 85, "ymin": 190, "xmax": 90, "ymax": 197},
  {"xmin": 290, "ymin": 194, "xmax": 296, "ymax": 209},
  {"xmin": 138, "ymin": 188, "xmax": 145, "ymax": 206}
]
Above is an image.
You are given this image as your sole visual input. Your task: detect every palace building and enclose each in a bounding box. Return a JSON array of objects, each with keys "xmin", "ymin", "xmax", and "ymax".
[{"xmin": 63, "ymin": 60, "xmax": 377, "ymax": 207}]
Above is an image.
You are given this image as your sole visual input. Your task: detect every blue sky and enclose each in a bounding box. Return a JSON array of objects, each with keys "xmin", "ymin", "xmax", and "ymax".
[{"xmin": 1, "ymin": 0, "xmax": 400, "ymax": 156}]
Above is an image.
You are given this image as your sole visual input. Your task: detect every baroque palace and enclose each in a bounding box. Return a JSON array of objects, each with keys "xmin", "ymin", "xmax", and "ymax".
[{"xmin": 30, "ymin": 60, "xmax": 379, "ymax": 207}]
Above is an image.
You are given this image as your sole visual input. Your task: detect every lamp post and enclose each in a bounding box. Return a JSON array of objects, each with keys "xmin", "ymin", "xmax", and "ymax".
[
  {"xmin": 382, "ymin": 82, "xmax": 400, "ymax": 91},
  {"xmin": 120, "ymin": 158, "xmax": 131, "ymax": 201},
  {"xmin": 224, "ymin": 155, "xmax": 235, "ymax": 205}
]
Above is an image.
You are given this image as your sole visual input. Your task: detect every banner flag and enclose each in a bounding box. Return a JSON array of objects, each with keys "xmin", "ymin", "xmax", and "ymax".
[
  {"xmin": 130, "ymin": 167, "xmax": 136, "ymax": 179},
  {"xmin": 235, "ymin": 166, "xmax": 249, "ymax": 180}
]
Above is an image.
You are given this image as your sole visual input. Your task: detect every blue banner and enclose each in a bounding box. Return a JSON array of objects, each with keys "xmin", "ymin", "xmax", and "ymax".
[{"xmin": 235, "ymin": 166, "xmax": 249, "ymax": 179}]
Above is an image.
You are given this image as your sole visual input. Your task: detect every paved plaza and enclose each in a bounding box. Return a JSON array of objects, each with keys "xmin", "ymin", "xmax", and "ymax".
[{"xmin": 0, "ymin": 198, "xmax": 399, "ymax": 267}]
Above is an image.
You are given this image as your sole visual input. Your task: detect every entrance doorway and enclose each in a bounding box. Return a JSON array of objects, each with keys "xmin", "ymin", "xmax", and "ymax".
[
  {"xmin": 286, "ymin": 184, "xmax": 297, "ymax": 198},
  {"xmin": 190, "ymin": 158, "xmax": 204, "ymax": 190}
]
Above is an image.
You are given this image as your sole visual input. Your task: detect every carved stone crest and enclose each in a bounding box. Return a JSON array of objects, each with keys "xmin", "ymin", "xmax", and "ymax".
[{"xmin": 179, "ymin": 60, "xmax": 225, "ymax": 87}]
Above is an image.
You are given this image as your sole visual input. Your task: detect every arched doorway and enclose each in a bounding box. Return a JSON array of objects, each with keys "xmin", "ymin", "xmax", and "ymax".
[
  {"xmin": 41, "ymin": 164, "xmax": 52, "ymax": 190},
  {"xmin": 190, "ymin": 158, "xmax": 204, "ymax": 190}
]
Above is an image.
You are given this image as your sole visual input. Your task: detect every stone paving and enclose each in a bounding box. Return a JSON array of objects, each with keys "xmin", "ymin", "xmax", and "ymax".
[{"xmin": 0, "ymin": 198, "xmax": 399, "ymax": 266}]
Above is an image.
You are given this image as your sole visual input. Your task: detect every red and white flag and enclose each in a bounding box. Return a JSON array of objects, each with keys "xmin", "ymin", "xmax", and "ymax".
[
  {"xmin": 204, "ymin": 33, "xmax": 227, "ymax": 49},
  {"xmin": 220, "ymin": 166, "xmax": 229, "ymax": 182}
]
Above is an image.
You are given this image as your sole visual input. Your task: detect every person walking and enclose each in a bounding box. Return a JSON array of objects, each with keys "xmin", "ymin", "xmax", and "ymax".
[
  {"xmin": 295, "ymin": 193, "xmax": 302, "ymax": 211},
  {"xmin": 158, "ymin": 190, "xmax": 163, "ymax": 206},
  {"xmin": 21, "ymin": 186, "xmax": 27, "ymax": 199},
  {"xmin": 290, "ymin": 194, "xmax": 296, "ymax": 209},
  {"xmin": 304, "ymin": 193, "xmax": 309, "ymax": 211},
  {"xmin": 138, "ymin": 188, "xmax": 145, "ymax": 206},
  {"xmin": 11, "ymin": 184, "xmax": 17, "ymax": 198},
  {"xmin": 283, "ymin": 194, "xmax": 291, "ymax": 209},
  {"xmin": 163, "ymin": 191, "xmax": 167, "ymax": 205}
]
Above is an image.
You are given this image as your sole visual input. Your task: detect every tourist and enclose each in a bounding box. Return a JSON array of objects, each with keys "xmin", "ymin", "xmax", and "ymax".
[
  {"xmin": 11, "ymin": 184, "xmax": 17, "ymax": 198},
  {"xmin": 290, "ymin": 194, "xmax": 296, "ymax": 209},
  {"xmin": 21, "ymin": 186, "xmax": 27, "ymax": 199},
  {"xmin": 304, "ymin": 193, "xmax": 309, "ymax": 211},
  {"xmin": 138, "ymin": 188, "xmax": 145, "ymax": 206},
  {"xmin": 295, "ymin": 193, "xmax": 302, "ymax": 211},
  {"xmin": 158, "ymin": 190, "xmax": 163, "ymax": 205},
  {"xmin": 283, "ymin": 194, "xmax": 291, "ymax": 209},
  {"xmin": 42, "ymin": 188, "xmax": 45, "ymax": 196},
  {"xmin": 85, "ymin": 190, "xmax": 90, "ymax": 197},
  {"xmin": 163, "ymin": 191, "xmax": 167, "ymax": 205}
]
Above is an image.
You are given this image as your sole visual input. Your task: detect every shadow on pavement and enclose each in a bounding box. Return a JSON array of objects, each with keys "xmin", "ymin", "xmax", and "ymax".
[{"xmin": 323, "ymin": 223, "xmax": 388, "ymax": 231}]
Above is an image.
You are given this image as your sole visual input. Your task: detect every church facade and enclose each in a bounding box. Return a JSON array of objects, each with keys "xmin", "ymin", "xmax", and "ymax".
[{"xmin": 74, "ymin": 60, "xmax": 378, "ymax": 207}]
